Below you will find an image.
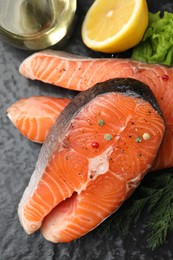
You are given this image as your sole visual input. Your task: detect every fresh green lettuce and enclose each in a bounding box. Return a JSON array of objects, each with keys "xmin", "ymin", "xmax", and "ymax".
[{"xmin": 132, "ymin": 12, "xmax": 173, "ymax": 66}]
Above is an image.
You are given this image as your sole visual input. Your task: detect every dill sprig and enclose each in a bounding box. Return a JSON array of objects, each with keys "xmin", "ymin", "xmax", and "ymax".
[
  {"xmin": 145, "ymin": 171, "xmax": 173, "ymax": 250},
  {"xmin": 98, "ymin": 168, "xmax": 173, "ymax": 250}
]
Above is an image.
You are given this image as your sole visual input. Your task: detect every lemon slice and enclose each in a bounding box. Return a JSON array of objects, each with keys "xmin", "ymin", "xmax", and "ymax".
[{"xmin": 81, "ymin": 0, "xmax": 148, "ymax": 53}]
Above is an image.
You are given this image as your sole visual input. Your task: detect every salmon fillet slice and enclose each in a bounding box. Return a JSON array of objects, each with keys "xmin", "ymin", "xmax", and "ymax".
[
  {"xmin": 7, "ymin": 96, "xmax": 70, "ymax": 143},
  {"xmin": 7, "ymin": 94, "xmax": 172, "ymax": 172},
  {"xmin": 19, "ymin": 50, "xmax": 173, "ymax": 170},
  {"xmin": 7, "ymin": 94, "xmax": 171, "ymax": 171},
  {"xmin": 18, "ymin": 78, "xmax": 165, "ymax": 241},
  {"xmin": 42, "ymin": 172, "xmax": 127, "ymax": 242}
]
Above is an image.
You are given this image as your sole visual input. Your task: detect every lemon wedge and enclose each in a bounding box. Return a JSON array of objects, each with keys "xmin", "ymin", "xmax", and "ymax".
[{"xmin": 81, "ymin": 0, "xmax": 148, "ymax": 53}]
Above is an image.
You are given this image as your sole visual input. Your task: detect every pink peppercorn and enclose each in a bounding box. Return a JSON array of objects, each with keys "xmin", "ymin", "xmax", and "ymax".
[
  {"xmin": 91, "ymin": 141, "xmax": 99, "ymax": 148},
  {"xmin": 162, "ymin": 75, "xmax": 169, "ymax": 81}
]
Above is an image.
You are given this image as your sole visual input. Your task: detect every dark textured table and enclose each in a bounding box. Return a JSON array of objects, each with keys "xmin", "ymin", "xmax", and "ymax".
[{"xmin": 1, "ymin": 1, "xmax": 173, "ymax": 259}]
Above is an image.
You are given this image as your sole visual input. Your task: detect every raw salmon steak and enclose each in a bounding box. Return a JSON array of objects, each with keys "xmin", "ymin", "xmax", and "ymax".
[
  {"xmin": 18, "ymin": 78, "xmax": 165, "ymax": 242},
  {"xmin": 7, "ymin": 96, "xmax": 70, "ymax": 143},
  {"xmin": 7, "ymin": 93, "xmax": 171, "ymax": 171},
  {"xmin": 19, "ymin": 50, "xmax": 173, "ymax": 170}
]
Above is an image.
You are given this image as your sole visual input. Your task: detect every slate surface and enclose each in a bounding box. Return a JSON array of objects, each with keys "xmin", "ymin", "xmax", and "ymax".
[{"xmin": 1, "ymin": 1, "xmax": 173, "ymax": 259}]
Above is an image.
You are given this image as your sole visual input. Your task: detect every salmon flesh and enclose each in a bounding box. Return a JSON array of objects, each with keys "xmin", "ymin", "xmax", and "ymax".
[
  {"xmin": 18, "ymin": 78, "xmax": 165, "ymax": 242},
  {"xmin": 19, "ymin": 50, "xmax": 173, "ymax": 170},
  {"xmin": 7, "ymin": 96, "xmax": 70, "ymax": 143}
]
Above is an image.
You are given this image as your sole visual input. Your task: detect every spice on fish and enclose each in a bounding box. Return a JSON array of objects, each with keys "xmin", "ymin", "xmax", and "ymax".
[
  {"xmin": 104, "ymin": 133, "xmax": 113, "ymax": 141},
  {"xmin": 98, "ymin": 119, "xmax": 105, "ymax": 126},
  {"xmin": 136, "ymin": 136, "xmax": 142, "ymax": 143},
  {"xmin": 91, "ymin": 141, "xmax": 99, "ymax": 148},
  {"xmin": 87, "ymin": 119, "xmax": 93, "ymax": 126},
  {"xmin": 162, "ymin": 74, "xmax": 169, "ymax": 81},
  {"xmin": 143, "ymin": 132, "xmax": 150, "ymax": 140}
]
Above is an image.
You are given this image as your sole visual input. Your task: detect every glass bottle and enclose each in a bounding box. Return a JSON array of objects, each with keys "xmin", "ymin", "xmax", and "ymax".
[{"xmin": 0, "ymin": 0, "xmax": 77, "ymax": 50}]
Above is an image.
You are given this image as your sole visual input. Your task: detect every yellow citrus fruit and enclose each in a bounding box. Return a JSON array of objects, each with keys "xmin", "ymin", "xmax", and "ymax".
[{"xmin": 81, "ymin": 0, "xmax": 148, "ymax": 53}]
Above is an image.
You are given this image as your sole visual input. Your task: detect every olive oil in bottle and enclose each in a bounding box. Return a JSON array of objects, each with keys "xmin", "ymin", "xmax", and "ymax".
[{"xmin": 0, "ymin": 0, "xmax": 77, "ymax": 50}]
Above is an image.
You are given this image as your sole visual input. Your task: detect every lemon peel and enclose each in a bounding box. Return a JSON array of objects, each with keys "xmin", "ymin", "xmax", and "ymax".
[{"xmin": 82, "ymin": 0, "xmax": 148, "ymax": 53}]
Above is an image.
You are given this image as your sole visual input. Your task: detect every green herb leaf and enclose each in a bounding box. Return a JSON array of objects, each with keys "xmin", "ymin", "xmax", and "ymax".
[{"xmin": 132, "ymin": 11, "xmax": 173, "ymax": 66}]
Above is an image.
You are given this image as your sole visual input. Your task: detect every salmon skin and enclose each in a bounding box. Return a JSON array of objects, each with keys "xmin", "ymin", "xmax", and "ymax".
[
  {"xmin": 19, "ymin": 50, "xmax": 173, "ymax": 170},
  {"xmin": 7, "ymin": 96, "xmax": 70, "ymax": 143},
  {"xmin": 18, "ymin": 78, "xmax": 165, "ymax": 242}
]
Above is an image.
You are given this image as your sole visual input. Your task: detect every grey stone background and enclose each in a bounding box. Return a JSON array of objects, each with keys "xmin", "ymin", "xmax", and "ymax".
[{"xmin": 1, "ymin": 1, "xmax": 173, "ymax": 259}]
